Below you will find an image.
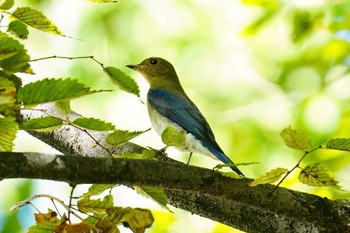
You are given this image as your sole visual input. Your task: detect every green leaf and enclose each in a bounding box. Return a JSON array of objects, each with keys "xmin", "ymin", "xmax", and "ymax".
[
  {"xmin": 0, "ymin": 0, "xmax": 14, "ymax": 10},
  {"xmin": 105, "ymin": 66, "xmax": 140, "ymax": 96},
  {"xmin": 134, "ymin": 186, "xmax": 171, "ymax": 212},
  {"xmin": 0, "ymin": 32, "xmax": 30, "ymax": 73},
  {"xmin": 78, "ymin": 195, "xmax": 114, "ymax": 215},
  {"xmin": 280, "ymin": 126, "xmax": 311, "ymax": 151},
  {"xmin": 17, "ymin": 78, "xmax": 104, "ymax": 106},
  {"xmin": 161, "ymin": 126, "xmax": 186, "ymax": 147},
  {"xmin": 106, "ymin": 130, "xmax": 146, "ymax": 147},
  {"xmin": 12, "ymin": 7, "xmax": 62, "ymax": 35},
  {"xmin": 298, "ymin": 163, "xmax": 341, "ymax": 189},
  {"xmin": 0, "ymin": 117, "xmax": 17, "ymax": 151},
  {"xmin": 55, "ymin": 100, "xmax": 70, "ymax": 116},
  {"xmin": 326, "ymin": 138, "xmax": 350, "ymax": 152},
  {"xmin": 248, "ymin": 167, "xmax": 288, "ymax": 186},
  {"xmin": 106, "ymin": 207, "xmax": 154, "ymax": 232},
  {"xmin": 72, "ymin": 117, "xmax": 115, "ymax": 131},
  {"xmin": 7, "ymin": 20, "xmax": 29, "ymax": 39},
  {"xmin": 28, "ymin": 210, "xmax": 61, "ymax": 233},
  {"xmin": 82, "ymin": 184, "xmax": 117, "ymax": 198},
  {"xmin": 0, "ymin": 77, "xmax": 16, "ymax": 105},
  {"xmin": 20, "ymin": 117, "xmax": 63, "ymax": 132}
]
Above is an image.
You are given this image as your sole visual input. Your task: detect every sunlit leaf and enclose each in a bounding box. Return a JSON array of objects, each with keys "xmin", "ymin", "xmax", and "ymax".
[
  {"xmin": 0, "ymin": 117, "xmax": 17, "ymax": 151},
  {"xmin": 280, "ymin": 126, "xmax": 311, "ymax": 151},
  {"xmin": 55, "ymin": 100, "xmax": 70, "ymax": 116},
  {"xmin": 73, "ymin": 117, "xmax": 115, "ymax": 131},
  {"xmin": 299, "ymin": 163, "xmax": 341, "ymax": 189},
  {"xmin": 134, "ymin": 186, "xmax": 171, "ymax": 211},
  {"xmin": 7, "ymin": 20, "xmax": 29, "ymax": 39},
  {"xmin": 18, "ymin": 78, "xmax": 105, "ymax": 106},
  {"xmin": 20, "ymin": 117, "xmax": 63, "ymax": 132},
  {"xmin": 106, "ymin": 130, "xmax": 146, "ymax": 147},
  {"xmin": 61, "ymin": 222, "xmax": 96, "ymax": 233},
  {"xmin": 0, "ymin": 76, "xmax": 18, "ymax": 116},
  {"xmin": 0, "ymin": 32, "xmax": 30, "ymax": 73},
  {"xmin": 78, "ymin": 195, "xmax": 114, "ymax": 215},
  {"xmin": 104, "ymin": 66, "xmax": 140, "ymax": 96},
  {"xmin": 248, "ymin": 167, "xmax": 288, "ymax": 186},
  {"xmin": 0, "ymin": 0, "xmax": 14, "ymax": 10},
  {"xmin": 82, "ymin": 184, "xmax": 117, "ymax": 198},
  {"xmin": 161, "ymin": 126, "xmax": 186, "ymax": 147},
  {"xmin": 12, "ymin": 7, "xmax": 62, "ymax": 35},
  {"xmin": 326, "ymin": 138, "xmax": 350, "ymax": 152},
  {"xmin": 95, "ymin": 219, "xmax": 120, "ymax": 233},
  {"xmin": 28, "ymin": 210, "xmax": 61, "ymax": 233},
  {"xmin": 0, "ymin": 77, "xmax": 16, "ymax": 105},
  {"xmin": 107, "ymin": 207, "xmax": 154, "ymax": 232}
]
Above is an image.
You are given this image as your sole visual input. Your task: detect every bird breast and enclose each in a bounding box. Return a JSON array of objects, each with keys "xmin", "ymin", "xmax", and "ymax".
[{"xmin": 147, "ymin": 101, "xmax": 218, "ymax": 160}]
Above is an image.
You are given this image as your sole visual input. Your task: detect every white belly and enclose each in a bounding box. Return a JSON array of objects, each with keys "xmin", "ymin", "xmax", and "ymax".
[{"xmin": 147, "ymin": 103, "xmax": 218, "ymax": 160}]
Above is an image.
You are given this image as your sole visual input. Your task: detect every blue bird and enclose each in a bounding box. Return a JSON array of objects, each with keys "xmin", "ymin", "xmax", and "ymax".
[{"xmin": 127, "ymin": 57, "xmax": 244, "ymax": 176}]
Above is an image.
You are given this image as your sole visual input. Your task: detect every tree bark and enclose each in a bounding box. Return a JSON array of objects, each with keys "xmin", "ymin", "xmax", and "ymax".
[{"xmin": 5, "ymin": 104, "xmax": 348, "ymax": 233}]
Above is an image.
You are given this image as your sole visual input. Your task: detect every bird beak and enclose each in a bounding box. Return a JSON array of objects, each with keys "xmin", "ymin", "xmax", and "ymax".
[{"xmin": 126, "ymin": 64, "xmax": 139, "ymax": 70}]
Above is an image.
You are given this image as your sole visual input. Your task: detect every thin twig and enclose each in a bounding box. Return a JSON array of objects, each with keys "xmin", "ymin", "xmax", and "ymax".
[{"xmin": 272, "ymin": 145, "xmax": 322, "ymax": 193}]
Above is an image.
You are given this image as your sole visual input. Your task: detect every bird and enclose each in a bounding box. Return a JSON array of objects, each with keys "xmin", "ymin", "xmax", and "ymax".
[{"xmin": 126, "ymin": 57, "xmax": 244, "ymax": 176}]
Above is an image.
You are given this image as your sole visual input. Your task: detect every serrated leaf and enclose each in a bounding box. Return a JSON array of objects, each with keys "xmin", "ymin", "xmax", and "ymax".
[
  {"xmin": 17, "ymin": 78, "xmax": 104, "ymax": 106},
  {"xmin": 280, "ymin": 126, "xmax": 311, "ymax": 150},
  {"xmin": 105, "ymin": 66, "xmax": 140, "ymax": 96},
  {"xmin": 0, "ymin": 0, "xmax": 14, "ymax": 10},
  {"xmin": 107, "ymin": 207, "xmax": 154, "ymax": 232},
  {"xmin": 134, "ymin": 186, "xmax": 171, "ymax": 212},
  {"xmin": 248, "ymin": 167, "xmax": 288, "ymax": 186},
  {"xmin": 72, "ymin": 117, "xmax": 115, "ymax": 131},
  {"xmin": 95, "ymin": 219, "xmax": 120, "ymax": 233},
  {"xmin": 82, "ymin": 184, "xmax": 117, "ymax": 198},
  {"xmin": 20, "ymin": 116, "xmax": 63, "ymax": 132},
  {"xmin": 12, "ymin": 7, "xmax": 62, "ymax": 35},
  {"xmin": 0, "ymin": 77, "xmax": 16, "ymax": 105},
  {"xmin": 55, "ymin": 100, "xmax": 70, "ymax": 116},
  {"xmin": 106, "ymin": 130, "xmax": 145, "ymax": 147},
  {"xmin": 298, "ymin": 163, "xmax": 341, "ymax": 189},
  {"xmin": 326, "ymin": 138, "xmax": 350, "ymax": 152},
  {"xmin": 161, "ymin": 126, "xmax": 186, "ymax": 147},
  {"xmin": 0, "ymin": 32, "xmax": 30, "ymax": 73},
  {"xmin": 7, "ymin": 20, "xmax": 29, "ymax": 39},
  {"xmin": 0, "ymin": 117, "xmax": 17, "ymax": 151},
  {"xmin": 78, "ymin": 195, "xmax": 114, "ymax": 215},
  {"xmin": 28, "ymin": 210, "xmax": 61, "ymax": 233}
]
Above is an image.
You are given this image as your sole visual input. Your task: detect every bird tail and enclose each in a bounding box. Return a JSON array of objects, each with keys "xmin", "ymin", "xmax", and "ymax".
[{"xmin": 209, "ymin": 148, "xmax": 245, "ymax": 177}]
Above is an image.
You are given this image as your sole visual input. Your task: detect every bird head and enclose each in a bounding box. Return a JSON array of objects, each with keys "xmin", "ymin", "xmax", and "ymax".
[{"xmin": 127, "ymin": 57, "xmax": 181, "ymax": 89}]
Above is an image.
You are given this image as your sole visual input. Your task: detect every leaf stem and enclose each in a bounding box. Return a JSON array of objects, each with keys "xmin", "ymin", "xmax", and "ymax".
[
  {"xmin": 272, "ymin": 145, "xmax": 322, "ymax": 192},
  {"xmin": 30, "ymin": 55, "xmax": 106, "ymax": 69}
]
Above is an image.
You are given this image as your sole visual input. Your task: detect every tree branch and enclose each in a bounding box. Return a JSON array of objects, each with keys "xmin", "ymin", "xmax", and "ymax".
[{"xmin": 12, "ymin": 104, "xmax": 349, "ymax": 233}]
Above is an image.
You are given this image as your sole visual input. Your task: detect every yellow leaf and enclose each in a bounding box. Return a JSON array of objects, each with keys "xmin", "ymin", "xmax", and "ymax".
[
  {"xmin": 280, "ymin": 126, "xmax": 311, "ymax": 151},
  {"xmin": 248, "ymin": 167, "xmax": 288, "ymax": 186}
]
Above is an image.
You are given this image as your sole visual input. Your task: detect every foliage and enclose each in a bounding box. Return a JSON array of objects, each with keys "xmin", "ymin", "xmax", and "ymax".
[{"xmin": 1, "ymin": 0, "xmax": 350, "ymax": 232}]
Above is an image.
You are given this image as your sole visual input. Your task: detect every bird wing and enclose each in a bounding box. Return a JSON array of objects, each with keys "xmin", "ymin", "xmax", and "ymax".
[
  {"xmin": 148, "ymin": 88, "xmax": 245, "ymax": 176},
  {"xmin": 147, "ymin": 88, "xmax": 220, "ymax": 150}
]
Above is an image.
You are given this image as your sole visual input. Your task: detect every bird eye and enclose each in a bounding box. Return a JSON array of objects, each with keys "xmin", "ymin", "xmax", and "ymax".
[{"xmin": 150, "ymin": 58, "xmax": 158, "ymax": 65}]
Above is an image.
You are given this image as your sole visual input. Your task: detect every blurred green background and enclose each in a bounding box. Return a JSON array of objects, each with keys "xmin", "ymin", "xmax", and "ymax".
[{"xmin": 1, "ymin": 0, "xmax": 350, "ymax": 232}]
